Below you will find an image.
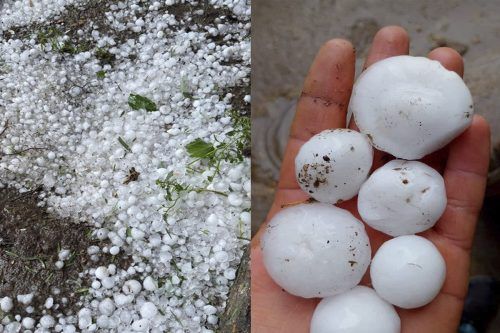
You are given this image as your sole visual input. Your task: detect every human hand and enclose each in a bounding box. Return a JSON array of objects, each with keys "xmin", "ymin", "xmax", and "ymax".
[{"xmin": 251, "ymin": 26, "xmax": 491, "ymax": 333}]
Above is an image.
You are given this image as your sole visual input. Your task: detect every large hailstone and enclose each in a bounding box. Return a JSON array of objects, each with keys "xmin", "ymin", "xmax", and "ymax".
[
  {"xmin": 370, "ymin": 235, "xmax": 446, "ymax": 309},
  {"xmin": 295, "ymin": 129, "xmax": 373, "ymax": 204},
  {"xmin": 350, "ymin": 55, "xmax": 473, "ymax": 159},
  {"xmin": 261, "ymin": 203, "xmax": 371, "ymax": 298},
  {"xmin": 310, "ymin": 286, "xmax": 400, "ymax": 333},
  {"xmin": 357, "ymin": 159, "xmax": 447, "ymax": 236}
]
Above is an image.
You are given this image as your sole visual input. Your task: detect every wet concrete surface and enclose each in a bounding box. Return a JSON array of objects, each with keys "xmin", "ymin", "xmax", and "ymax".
[{"xmin": 252, "ymin": 0, "xmax": 500, "ymax": 330}]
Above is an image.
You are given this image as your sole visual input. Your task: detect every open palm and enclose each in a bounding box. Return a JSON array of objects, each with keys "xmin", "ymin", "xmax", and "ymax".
[{"xmin": 251, "ymin": 26, "xmax": 491, "ymax": 333}]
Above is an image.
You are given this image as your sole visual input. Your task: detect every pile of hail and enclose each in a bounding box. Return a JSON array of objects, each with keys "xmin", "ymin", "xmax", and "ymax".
[
  {"xmin": 0, "ymin": 0, "xmax": 250, "ymax": 332},
  {"xmin": 261, "ymin": 55, "xmax": 474, "ymax": 332}
]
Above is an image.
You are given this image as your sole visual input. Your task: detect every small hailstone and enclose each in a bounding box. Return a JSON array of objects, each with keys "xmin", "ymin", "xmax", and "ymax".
[
  {"xmin": 203, "ymin": 305, "xmax": 217, "ymax": 315},
  {"xmin": 0, "ymin": 297, "xmax": 13, "ymax": 312},
  {"xmin": 109, "ymin": 246, "xmax": 120, "ymax": 255},
  {"xmin": 98, "ymin": 298, "xmax": 115, "ymax": 316},
  {"xmin": 55, "ymin": 260, "xmax": 64, "ymax": 269},
  {"xmin": 94, "ymin": 266, "xmax": 109, "ymax": 280},
  {"xmin": 101, "ymin": 277, "xmax": 115, "ymax": 289},
  {"xmin": 91, "ymin": 280, "xmax": 101, "ymax": 289},
  {"xmin": 63, "ymin": 325, "xmax": 77, "ymax": 333},
  {"xmin": 16, "ymin": 293, "xmax": 33, "ymax": 305},
  {"xmin": 131, "ymin": 228, "xmax": 145, "ymax": 240},
  {"xmin": 207, "ymin": 315, "xmax": 218, "ymax": 325},
  {"xmin": 114, "ymin": 294, "xmax": 133, "ymax": 307},
  {"xmin": 227, "ymin": 193, "xmax": 242, "ymax": 206},
  {"xmin": 21, "ymin": 317, "xmax": 35, "ymax": 329},
  {"xmin": 44, "ymin": 297, "xmax": 54, "ymax": 309},
  {"xmin": 171, "ymin": 275, "xmax": 181, "ymax": 285},
  {"xmin": 78, "ymin": 308, "xmax": 92, "ymax": 329},
  {"xmin": 95, "ymin": 228, "xmax": 108, "ymax": 240},
  {"xmin": 143, "ymin": 276, "xmax": 157, "ymax": 291},
  {"xmin": 224, "ymin": 268, "xmax": 236, "ymax": 280},
  {"xmin": 96, "ymin": 315, "xmax": 110, "ymax": 328},
  {"xmin": 40, "ymin": 315, "xmax": 55, "ymax": 328},
  {"xmin": 47, "ymin": 151, "xmax": 56, "ymax": 160},
  {"xmin": 132, "ymin": 319, "xmax": 150, "ymax": 331},
  {"xmin": 122, "ymin": 280, "xmax": 142, "ymax": 295},
  {"xmin": 140, "ymin": 302, "xmax": 158, "ymax": 319},
  {"xmin": 58, "ymin": 249, "xmax": 71, "ymax": 261}
]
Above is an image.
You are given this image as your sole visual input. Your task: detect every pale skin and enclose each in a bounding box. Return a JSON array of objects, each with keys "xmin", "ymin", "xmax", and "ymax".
[{"xmin": 251, "ymin": 26, "xmax": 491, "ymax": 333}]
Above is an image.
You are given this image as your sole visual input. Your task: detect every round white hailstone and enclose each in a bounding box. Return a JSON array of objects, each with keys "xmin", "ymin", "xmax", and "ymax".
[
  {"xmin": 98, "ymin": 298, "xmax": 115, "ymax": 316},
  {"xmin": 140, "ymin": 302, "xmax": 158, "ymax": 319},
  {"xmin": 295, "ymin": 129, "xmax": 373, "ymax": 204},
  {"xmin": 78, "ymin": 308, "xmax": 93, "ymax": 329},
  {"xmin": 224, "ymin": 268, "xmax": 236, "ymax": 280},
  {"xmin": 132, "ymin": 318, "xmax": 150, "ymax": 332},
  {"xmin": 207, "ymin": 315, "xmax": 218, "ymax": 325},
  {"xmin": 21, "ymin": 317, "xmax": 35, "ymax": 329},
  {"xmin": 261, "ymin": 203, "xmax": 371, "ymax": 298},
  {"xmin": 55, "ymin": 260, "xmax": 64, "ymax": 269},
  {"xmin": 114, "ymin": 294, "xmax": 133, "ymax": 307},
  {"xmin": 350, "ymin": 55, "xmax": 473, "ymax": 159},
  {"xmin": 101, "ymin": 277, "xmax": 115, "ymax": 289},
  {"xmin": 227, "ymin": 193, "xmax": 243, "ymax": 206},
  {"xmin": 109, "ymin": 246, "xmax": 120, "ymax": 255},
  {"xmin": 143, "ymin": 276, "xmax": 157, "ymax": 291},
  {"xmin": 96, "ymin": 315, "xmax": 110, "ymax": 329},
  {"xmin": 310, "ymin": 286, "xmax": 400, "ymax": 333},
  {"xmin": 40, "ymin": 315, "xmax": 55, "ymax": 328},
  {"xmin": 203, "ymin": 305, "xmax": 217, "ymax": 315},
  {"xmin": 64, "ymin": 325, "xmax": 77, "ymax": 333},
  {"xmin": 0, "ymin": 297, "xmax": 13, "ymax": 312},
  {"xmin": 58, "ymin": 249, "xmax": 71, "ymax": 261},
  {"xmin": 94, "ymin": 266, "xmax": 109, "ymax": 280},
  {"xmin": 123, "ymin": 279, "xmax": 142, "ymax": 295},
  {"xmin": 45, "ymin": 297, "xmax": 54, "ymax": 309},
  {"xmin": 358, "ymin": 160, "xmax": 447, "ymax": 236},
  {"xmin": 371, "ymin": 235, "xmax": 446, "ymax": 309}
]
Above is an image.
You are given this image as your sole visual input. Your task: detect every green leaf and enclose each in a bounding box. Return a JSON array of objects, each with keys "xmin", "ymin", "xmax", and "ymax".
[
  {"xmin": 96, "ymin": 70, "xmax": 106, "ymax": 79},
  {"xmin": 128, "ymin": 94, "xmax": 158, "ymax": 112},
  {"xmin": 185, "ymin": 139, "xmax": 215, "ymax": 159},
  {"xmin": 118, "ymin": 136, "xmax": 132, "ymax": 152}
]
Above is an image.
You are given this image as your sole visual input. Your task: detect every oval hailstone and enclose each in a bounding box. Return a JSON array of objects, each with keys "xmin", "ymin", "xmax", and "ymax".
[
  {"xmin": 370, "ymin": 235, "xmax": 446, "ymax": 309},
  {"xmin": 295, "ymin": 129, "xmax": 373, "ymax": 204},
  {"xmin": 261, "ymin": 203, "xmax": 371, "ymax": 298},
  {"xmin": 310, "ymin": 286, "xmax": 400, "ymax": 333},
  {"xmin": 351, "ymin": 55, "xmax": 473, "ymax": 159},
  {"xmin": 358, "ymin": 159, "xmax": 447, "ymax": 236}
]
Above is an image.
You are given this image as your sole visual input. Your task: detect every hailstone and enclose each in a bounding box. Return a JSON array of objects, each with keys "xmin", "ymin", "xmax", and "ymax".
[
  {"xmin": 295, "ymin": 129, "xmax": 373, "ymax": 204},
  {"xmin": 311, "ymin": 286, "xmax": 400, "ymax": 333},
  {"xmin": 358, "ymin": 159, "xmax": 447, "ymax": 236},
  {"xmin": 370, "ymin": 235, "xmax": 446, "ymax": 309},
  {"xmin": 261, "ymin": 203, "xmax": 371, "ymax": 298},
  {"xmin": 350, "ymin": 55, "xmax": 473, "ymax": 159}
]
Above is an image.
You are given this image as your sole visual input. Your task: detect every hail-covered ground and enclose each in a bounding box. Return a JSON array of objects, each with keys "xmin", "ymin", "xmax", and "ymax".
[{"xmin": 0, "ymin": 0, "xmax": 250, "ymax": 332}]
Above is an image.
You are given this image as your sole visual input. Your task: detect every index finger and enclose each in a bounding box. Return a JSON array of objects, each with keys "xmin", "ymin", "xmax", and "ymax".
[{"xmin": 278, "ymin": 39, "xmax": 356, "ymax": 190}]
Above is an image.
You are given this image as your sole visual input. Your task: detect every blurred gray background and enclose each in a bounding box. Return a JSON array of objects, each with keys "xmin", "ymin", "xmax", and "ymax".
[{"xmin": 252, "ymin": 0, "xmax": 500, "ymax": 330}]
